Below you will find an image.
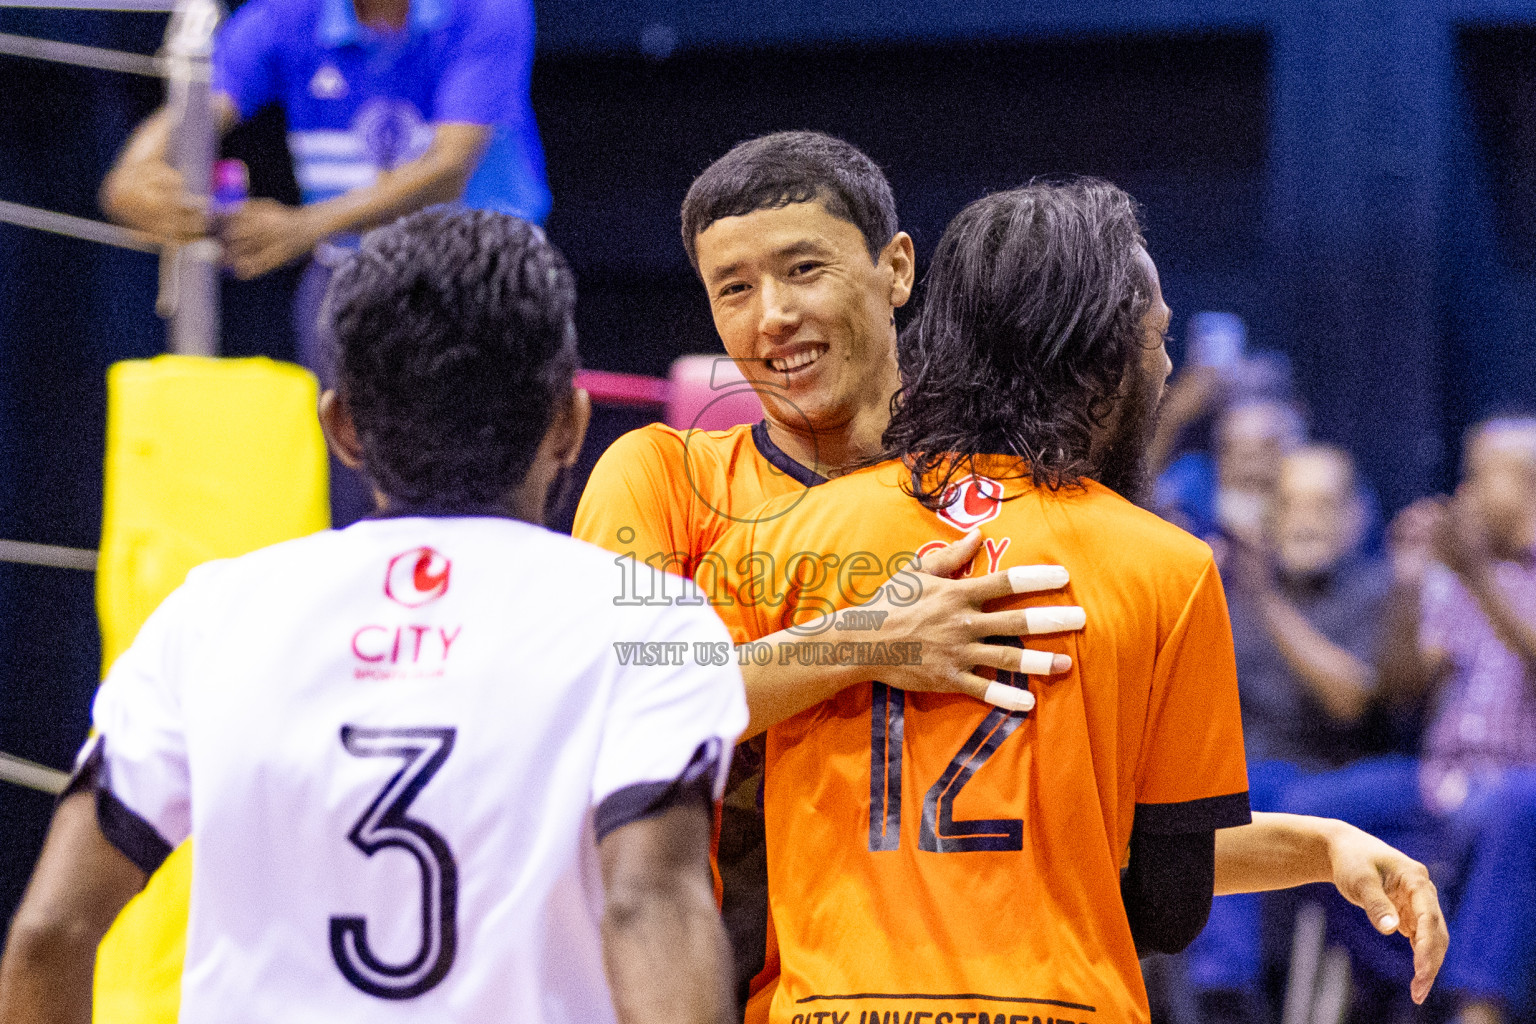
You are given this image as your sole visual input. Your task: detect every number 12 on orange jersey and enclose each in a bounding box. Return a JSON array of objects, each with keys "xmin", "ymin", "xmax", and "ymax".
[{"xmin": 868, "ymin": 674, "xmax": 1028, "ymax": 854}]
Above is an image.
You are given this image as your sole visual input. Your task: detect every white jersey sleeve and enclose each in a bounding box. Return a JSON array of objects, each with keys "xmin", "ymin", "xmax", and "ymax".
[
  {"xmin": 590, "ymin": 588, "xmax": 747, "ymax": 841},
  {"xmin": 74, "ymin": 566, "xmax": 214, "ymax": 872}
]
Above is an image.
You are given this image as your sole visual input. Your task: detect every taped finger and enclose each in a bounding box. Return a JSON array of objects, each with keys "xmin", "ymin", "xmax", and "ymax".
[
  {"xmin": 1023, "ymin": 606, "xmax": 1087, "ymax": 634},
  {"xmin": 984, "ymin": 681, "xmax": 1036, "ymax": 712},
  {"xmin": 1008, "ymin": 565, "xmax": 1070, "ymax": 594}
]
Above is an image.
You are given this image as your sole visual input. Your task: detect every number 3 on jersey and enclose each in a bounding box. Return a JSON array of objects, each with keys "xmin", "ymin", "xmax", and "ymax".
[{"xmin": 330, "ymin": 726, "xmax": 459, "ymax": 1000}]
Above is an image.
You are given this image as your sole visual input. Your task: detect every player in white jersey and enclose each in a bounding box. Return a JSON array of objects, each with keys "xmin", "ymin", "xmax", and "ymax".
[{"xmin": 0, "ymin": 210, "xmax": 745, "ymax": 1024}]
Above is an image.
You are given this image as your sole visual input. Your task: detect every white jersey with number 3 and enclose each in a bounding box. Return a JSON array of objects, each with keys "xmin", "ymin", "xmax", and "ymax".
[{"xmin": 81, "ymin": 514, "xmax": 747, "ymax": 1024}]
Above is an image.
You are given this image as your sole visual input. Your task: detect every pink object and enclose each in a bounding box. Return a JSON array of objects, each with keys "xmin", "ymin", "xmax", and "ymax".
[
  {"xmin": 575, "ymin": 369, "xmax": 669, "ymax": 408},
  {"xmin": 665, "ymin": 355, "xmax": 764, "ymax": 431},
  {"xmin": 212, "ymin": 158, "xmax": 249, "ymax": 214}
]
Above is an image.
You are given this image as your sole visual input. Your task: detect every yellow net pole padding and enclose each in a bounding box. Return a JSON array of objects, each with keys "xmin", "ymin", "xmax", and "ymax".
[{"xmin": 93, "ymin": 354, "xmax": 329, "ymax": 1024}]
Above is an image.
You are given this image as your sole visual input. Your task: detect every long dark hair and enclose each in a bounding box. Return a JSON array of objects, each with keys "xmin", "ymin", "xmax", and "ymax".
[{"xmin": 882, "ymin": 178, "xmax": 1151, "ymax": 507}]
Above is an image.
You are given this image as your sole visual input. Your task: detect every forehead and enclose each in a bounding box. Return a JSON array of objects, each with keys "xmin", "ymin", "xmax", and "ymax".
[
  {"xmin": 1280, "ymin": 451, "xmax": 1351, "ymax": 496},
  {"xmin": 693, "ymin": 201, "xmax": 870, "ymax": 280},
  {"xmin": 1469, "ymin": 426, "xmax": 1536, "ymax": 474}
]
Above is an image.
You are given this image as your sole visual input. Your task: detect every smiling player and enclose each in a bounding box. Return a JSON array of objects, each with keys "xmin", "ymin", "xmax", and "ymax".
[
  {"xmin": 574, "ymin": 132, "xmax": 1447, "ymax": 1019},
  {"xmin": 710, "ymin": 180, "xmax": 1438, "ymax": 1022}
]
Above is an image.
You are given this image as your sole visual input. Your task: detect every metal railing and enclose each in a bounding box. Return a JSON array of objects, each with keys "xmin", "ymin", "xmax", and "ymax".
[
  {"xmin": 0, "ymin": 0, "xmax": 221, "ymax": 354},
  {"xmin": 0, "ymin": 0, "xmax": 220, "ymax": 791}
]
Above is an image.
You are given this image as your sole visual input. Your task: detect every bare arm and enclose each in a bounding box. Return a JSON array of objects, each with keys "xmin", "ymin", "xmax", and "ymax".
[
  {"xmin": 1146, "ymin": 365, "xmax": 1222, "ymax": 477},
  {"xmin": 0, "ymin": 792, "xmax": 148, "ymax": 1024},
  {"xmin": 598, "ymin": 801, "xmax": 733, "ymax": 1024},
  {"xmin": 1375, "ymin": 499, "xmax": 1451, "ymax": 707},
  {"xmin": 222, "ymin": 122, "xmax": 490, "ymax": 279},
  {"xmin": 737, "ymin": 533, "xmax": 1077, "ymax": 738},
  {"xmin": 99, "ymin": 97, "xmax": 239, "ymax": 239},
  {"xmin": 1214, "ymin": 811, "xmax": 1446, "ymax": 1004}
]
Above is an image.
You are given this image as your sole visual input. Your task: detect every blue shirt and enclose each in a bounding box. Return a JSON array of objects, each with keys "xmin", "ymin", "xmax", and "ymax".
[{"xmin": 212, "ymin": 0, "xmax": 550, "ymax": 223}]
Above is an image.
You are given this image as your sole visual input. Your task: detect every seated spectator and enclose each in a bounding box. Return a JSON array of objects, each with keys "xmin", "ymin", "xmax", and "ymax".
[
  {"xmin": 1284, "ymin": 416, "xmax": 1536, "ymax": 1024},
  {"xmin": 1185, "ymin": 445, "xmax": 1392, "ymax": 1023},
  {"xmin": 1229, "ymin": 445, "xmax": 1391, "ymax": 771}
]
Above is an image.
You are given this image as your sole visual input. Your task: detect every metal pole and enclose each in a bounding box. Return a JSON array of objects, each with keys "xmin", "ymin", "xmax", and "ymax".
[
  {"xmin": 0, "ymin": 752, "xmax": 68, "ymax": 796},
  {"xmin": 157, "ymin": 0, "xmax": 221, "ymax": 356},
  {"xmin": 0, "ymin": 539, "xmax": 98, "ymax": 571}
]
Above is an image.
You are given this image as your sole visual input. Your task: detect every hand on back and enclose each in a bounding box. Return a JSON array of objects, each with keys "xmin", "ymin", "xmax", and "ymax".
[{"xmin": 850, "ymin": 530, "xmax": 1083, "ymax": 711}]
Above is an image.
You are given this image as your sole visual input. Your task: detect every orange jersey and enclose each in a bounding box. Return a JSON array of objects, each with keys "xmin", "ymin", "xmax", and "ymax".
[
  {"xmin": 573, "ymin": 419, "xmax": 822, "ymax": 1014},
  {"xmin": 714, "ymin": 461, "xmax": 1250, "ymax": 1024},
  {"xmin": 573, "ymin": 420, "xmax": 823, "ymax": 630}
]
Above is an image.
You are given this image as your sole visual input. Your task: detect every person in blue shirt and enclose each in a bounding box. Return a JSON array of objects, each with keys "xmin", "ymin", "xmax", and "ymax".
[
  {"xmin": 101, "ymin": 0, "xmax": 550, "ymax": 522},
  {"xmin": 103, "ymin": 0, "xmax": 549, "ymax": 258}
]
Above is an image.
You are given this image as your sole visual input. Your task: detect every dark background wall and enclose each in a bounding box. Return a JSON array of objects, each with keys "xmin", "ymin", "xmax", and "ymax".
[{"xmin": 0, "ymin": 0, "xmax": 1534, "ymax": 928}]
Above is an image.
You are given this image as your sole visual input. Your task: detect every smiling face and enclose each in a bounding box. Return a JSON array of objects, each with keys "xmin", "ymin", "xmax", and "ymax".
[{"xmin": 693, "ymin": 200, "xmax": 913, "ymax": 447}]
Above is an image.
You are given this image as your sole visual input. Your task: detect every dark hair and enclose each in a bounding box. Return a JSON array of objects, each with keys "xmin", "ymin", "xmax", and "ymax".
[
  {"xmin": 884, "ymin": 178, "xmax": 1152, "ymax": 506},
  {"xmin": 323, "ymin": 208, "xmax": 579, "ymax": 508},
  {"xmin": 680, "ymin": 131, "xmax": 898, "ymax": 269}
]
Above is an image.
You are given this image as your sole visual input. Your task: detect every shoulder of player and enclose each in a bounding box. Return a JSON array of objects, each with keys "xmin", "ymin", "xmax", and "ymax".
[
  {"xmin": 730, "ymin": 459, "xmax": 898, "ymax": 544},
  {"xmin": 1052, "ymin": 480, "xmax": 1217, "ymax": 578},
  {"xmin": 533, "ymin": 529, "xmax": 726, "ymax": 631},
  {"xmin": 588, "ymin": 422, "xmax": 756, "ymax": 482}
]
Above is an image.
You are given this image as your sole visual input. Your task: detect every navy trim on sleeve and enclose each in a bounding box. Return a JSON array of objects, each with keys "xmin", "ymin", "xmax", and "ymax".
[
  {"xmin": 1134, "ymin": 790, "xmax": 1251, "ymax": 834},
  {"xmin": 595, "ymin": 737, "xmax": 723, "ymax": 842},
  {"xmin": 64, "ymin": 736, "xmax": 174, "ymax": 875}
]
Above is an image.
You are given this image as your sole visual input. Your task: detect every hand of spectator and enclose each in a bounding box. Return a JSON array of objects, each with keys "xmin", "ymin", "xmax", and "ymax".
[
  {"xmin": 100, "ymin": 160, "xmax": 207, "ymax": 241},
  {"xmin": 1147, "ymin": 365, "xmax": 1225, "ymax": 476},
  {"xmin": 1326, "ymin": 820, "xmax": 1448, "ymax": 1004},
  {"xmin": 221, "ymin": 199, "xmax": 321, "ymax": 280},
  {"xmin": 1432, "ymin": 493, "xmax": 1493, "ymax": 584},
  {"xmin": 1388, "ymin": 497, "xmax": 1443, "ymax": 586}
]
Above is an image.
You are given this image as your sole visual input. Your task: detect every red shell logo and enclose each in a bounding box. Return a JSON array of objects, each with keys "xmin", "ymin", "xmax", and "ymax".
[
  {"xmin": 385, "ymin": 547, "xmax": 451, "ymax": 607},
  {"xmin": 936, "ymin": 475, "xmax": 1004, "ymax": 530}
]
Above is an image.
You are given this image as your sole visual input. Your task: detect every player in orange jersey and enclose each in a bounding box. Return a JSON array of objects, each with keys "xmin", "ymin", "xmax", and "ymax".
[
  {"xmin": 573, "ymin": 133, "xmax": 1447, "ymax": 1017},
  {"xmin": 709, "ymin": 179, "xmax": 1441, "ymax": 1023}
]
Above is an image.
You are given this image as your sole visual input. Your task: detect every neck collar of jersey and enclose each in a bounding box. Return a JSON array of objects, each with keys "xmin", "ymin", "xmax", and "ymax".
[
  {"xmin": 317, "ymin": 0, "xmax": 451, "ymax": 48},
  {"xmin": 751, "ymin": 420, "xmax": 827, "ymax": 488}
]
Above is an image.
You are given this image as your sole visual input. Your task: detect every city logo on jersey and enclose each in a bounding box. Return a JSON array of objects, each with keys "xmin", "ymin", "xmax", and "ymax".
[
  {"xmin": 385, "ymin": 547, "xmax": 451, "ymax": 607},
  {"xmin": 936, "ymin": 474, "xmax": 1005, "ymax": 530}
]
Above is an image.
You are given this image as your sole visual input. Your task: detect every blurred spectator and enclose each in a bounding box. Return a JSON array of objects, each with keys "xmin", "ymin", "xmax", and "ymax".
[
  {"xmin": 1229, "ymin": 445, "xmax": 1390, "ymax": 769},
  {"xmin": 1212, "ymin": 400, "xmax": 1309, "ymax": 548},
  {"xmin": 1184, "ymin": 446, "xmax": 1391, "ymax": 1024},
  {"xmin": 1283, "ymin": 416, "xmax": 1536, "ymax": 1024},
  {"xmin": 1153, "ymin": 364, "xmax": 1307, "ymax": 541}
]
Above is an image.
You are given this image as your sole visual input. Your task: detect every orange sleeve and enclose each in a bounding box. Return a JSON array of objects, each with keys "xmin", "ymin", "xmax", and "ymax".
[
  {"xmin": 699, "ymin": 518, "xmax": 767, "ymax": 647},
  {"xmin": 572, "ymin": 426, "xmax": 692, "ymax": 567},
  {"xmin": 1134, "ymin": 557, "xmax": 1251, "ymax": 832}
]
